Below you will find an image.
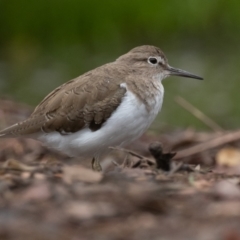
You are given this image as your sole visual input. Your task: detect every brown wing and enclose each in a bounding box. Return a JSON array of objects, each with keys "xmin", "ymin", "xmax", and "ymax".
[{"xmin": 0, "ymin": 65, "xmax": 127, "ymax": 137}]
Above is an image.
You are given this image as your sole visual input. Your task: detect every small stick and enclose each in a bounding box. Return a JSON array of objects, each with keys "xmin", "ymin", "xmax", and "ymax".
[
  {"xmin": 175, "ymin": 96, "xmax": 223, "ymax": 132},
  {"xmin": 109, "ymin": 146, "xmax": 155, "ymax": 164},
  {"xmin": 110, "ymin": 146, "xmax": 143, "ymax": 159},
  {"xmin": 174, "ymin": 130, "xmax": 240, "ymax": 160},
  {"xmin": 168, "ymin": 162, "xmax": 183, "ymax": 176}
]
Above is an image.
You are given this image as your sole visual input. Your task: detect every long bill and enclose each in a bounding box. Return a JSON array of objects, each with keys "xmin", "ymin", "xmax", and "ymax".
[{"xmin": 167, "ymin": 65, "xmax": 203, "ymax": 80}]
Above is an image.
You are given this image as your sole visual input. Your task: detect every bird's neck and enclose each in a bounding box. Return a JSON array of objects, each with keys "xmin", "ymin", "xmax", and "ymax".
[{"xmin": 126, "ymin": 73, "xmax": 164, "ymax": 113}]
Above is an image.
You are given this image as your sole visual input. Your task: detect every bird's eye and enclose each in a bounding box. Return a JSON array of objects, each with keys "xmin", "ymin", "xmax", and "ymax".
[{"xmin": 148, "ymin": 57, "xmax": 158, "ymax": 65}]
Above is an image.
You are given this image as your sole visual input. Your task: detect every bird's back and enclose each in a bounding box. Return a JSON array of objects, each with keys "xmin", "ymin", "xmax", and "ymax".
[{"xmin": 0, "ymin": 63, "xmax": 129, "ymax": 138}]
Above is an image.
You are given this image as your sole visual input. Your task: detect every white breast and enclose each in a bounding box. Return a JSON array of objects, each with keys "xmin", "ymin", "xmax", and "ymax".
[{"xmin": 37, "ymin": 82, "xmax": 164, "ymax": 158}]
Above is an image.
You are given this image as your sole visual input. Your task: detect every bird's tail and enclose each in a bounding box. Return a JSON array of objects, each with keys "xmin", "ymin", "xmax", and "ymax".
[
  {"xmin": 0, "ymin": 122, "xmax": 21, "ymax": 138},
  {"xmin": 0, "ymin": 115, "xmax": 47, "ymax": 138}
]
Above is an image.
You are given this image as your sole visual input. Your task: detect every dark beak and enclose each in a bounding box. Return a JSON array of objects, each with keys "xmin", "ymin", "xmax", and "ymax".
[{"xmin": 167, "ymin": 66, "xmax": 203, "ymax": 80}]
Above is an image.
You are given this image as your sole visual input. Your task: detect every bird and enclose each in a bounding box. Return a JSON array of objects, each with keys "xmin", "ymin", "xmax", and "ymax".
[{"xmin": 0, "ymin": 45, "xmax": 203, "ymax": 171}]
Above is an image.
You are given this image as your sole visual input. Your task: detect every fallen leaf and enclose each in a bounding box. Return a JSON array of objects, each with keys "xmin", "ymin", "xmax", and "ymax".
[
  {"xmin": 216, "ymin": 147, "xmax": 240, "ymax": 167},
  {"xmin": 63, "ymin": 165, "xmax": 103, "ymax": 184},
  {"xmin": 18, "ymin": 182, "xmax": 51, "ymax": 202},
  {"xmin": 212, "ymin": 180, "xmax": 240, "ymax": 199},
  {"xmin": 64, "ymin": 201, "xmax": 116, "ymax": 220},
  {"xmin": 192, "ymin": 179, "xmax": 211, "ymax": 190}
]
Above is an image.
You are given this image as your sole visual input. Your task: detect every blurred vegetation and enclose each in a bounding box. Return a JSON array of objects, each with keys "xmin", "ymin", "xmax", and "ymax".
[{"xmin": 0, "ymin": 0, "xmax": 240, "ymax": 130}]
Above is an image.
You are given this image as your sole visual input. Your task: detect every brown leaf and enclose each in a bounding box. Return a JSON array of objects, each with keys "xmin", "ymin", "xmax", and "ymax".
[
  {"xmin": 63, "ymin": 165, "xmax": 102, "ymax": 184},
  {"xmin": 212, "ymin": 180, "xmax": 240, "ymax": 199},
  {"xmin": 18, "ymin": 182, "xmax": 51, "ymax": 202},
  {"xmin": 64, "ymin": 201, "xmax": 116, "ymax": 220},
  {"xmin": 216, "ymin": 147, "xmax": 240, "ymax": 167}
]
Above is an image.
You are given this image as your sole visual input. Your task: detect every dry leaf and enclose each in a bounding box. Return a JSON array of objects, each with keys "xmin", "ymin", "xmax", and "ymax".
[
  {"xmin": 64, "ymin": 201, "xmax": 116, "ymax": 220},
  {"xmin": 18, "ymin": 182, "xmax": 51, "ymax": 202},
  {"xmin": 195, "ymin": 164, "xmax": 201, "ymax": 171},
  {"xmin": 213, "ymin": 180, "xmax": 240, "ymax": 199},
  {"xmin": 191, "ymin": 179, "xmax": 211, "ymax": 190},
  {"xmin": 216, "ymin": 147, "xmax": 240, "ymax": 167},
  {"xmin": 63, "ymin": 165, "xmax": 102, "ymax": 184}
]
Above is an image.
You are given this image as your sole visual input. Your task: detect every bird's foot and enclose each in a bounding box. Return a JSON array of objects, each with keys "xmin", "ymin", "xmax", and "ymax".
[{"xmin": 91, "ymin": 157, "xmax": 102, "ymax": 172}]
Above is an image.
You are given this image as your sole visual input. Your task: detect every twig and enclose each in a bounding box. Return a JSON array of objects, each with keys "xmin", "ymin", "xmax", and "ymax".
[
  {"xmin": 168, "ymin": 162, "xmax": 183, "ymax": 176},
  {"xmin": 175, "ymin": 96, "xmax": 223, "ymax": 132},
  {"xmin": 174, "ymin": 130, "xmax": 240, "ymax": 160},
  {"xmin": 109, "ymin": 146, "xmax": 144, "ymax": 158},
  {"xmin": 0, "ymin": 167, "xmax": 42, "ymax": 172},
  {"xmin": 109, "ymin": 146, "xmax": 154, "ymax": 163}
]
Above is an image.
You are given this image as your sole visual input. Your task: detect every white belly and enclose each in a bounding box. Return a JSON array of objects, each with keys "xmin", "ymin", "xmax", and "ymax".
[{"xmin": 37, "ymin": 84, "xmax": 164, "ymax": 158}]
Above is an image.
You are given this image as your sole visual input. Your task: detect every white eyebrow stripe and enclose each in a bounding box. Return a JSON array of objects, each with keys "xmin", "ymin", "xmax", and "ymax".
[
  {"xmin": 157, "ymin": 56, "xmax": 164, "ymax": 63},
  {"xmin": 148, "ymin": 56, "xmax": 165, "ymax": 65}
]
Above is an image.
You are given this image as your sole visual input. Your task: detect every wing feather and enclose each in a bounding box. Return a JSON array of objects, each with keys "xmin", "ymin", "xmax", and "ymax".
[{"xmin": 0, "ymin": 65, "xmax": 127, "ymax": 137}]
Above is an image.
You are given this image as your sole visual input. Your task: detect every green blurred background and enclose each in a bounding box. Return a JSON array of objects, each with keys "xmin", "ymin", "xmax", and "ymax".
[{"xmin": 0, "ymin": 0, "xmax": 239, "ymax": 131}]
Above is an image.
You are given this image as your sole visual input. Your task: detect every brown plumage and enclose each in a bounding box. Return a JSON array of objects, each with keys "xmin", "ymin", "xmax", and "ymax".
[{"xmin": 0, "ymin": 65, "xmax": 130, "ymax": 136}]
